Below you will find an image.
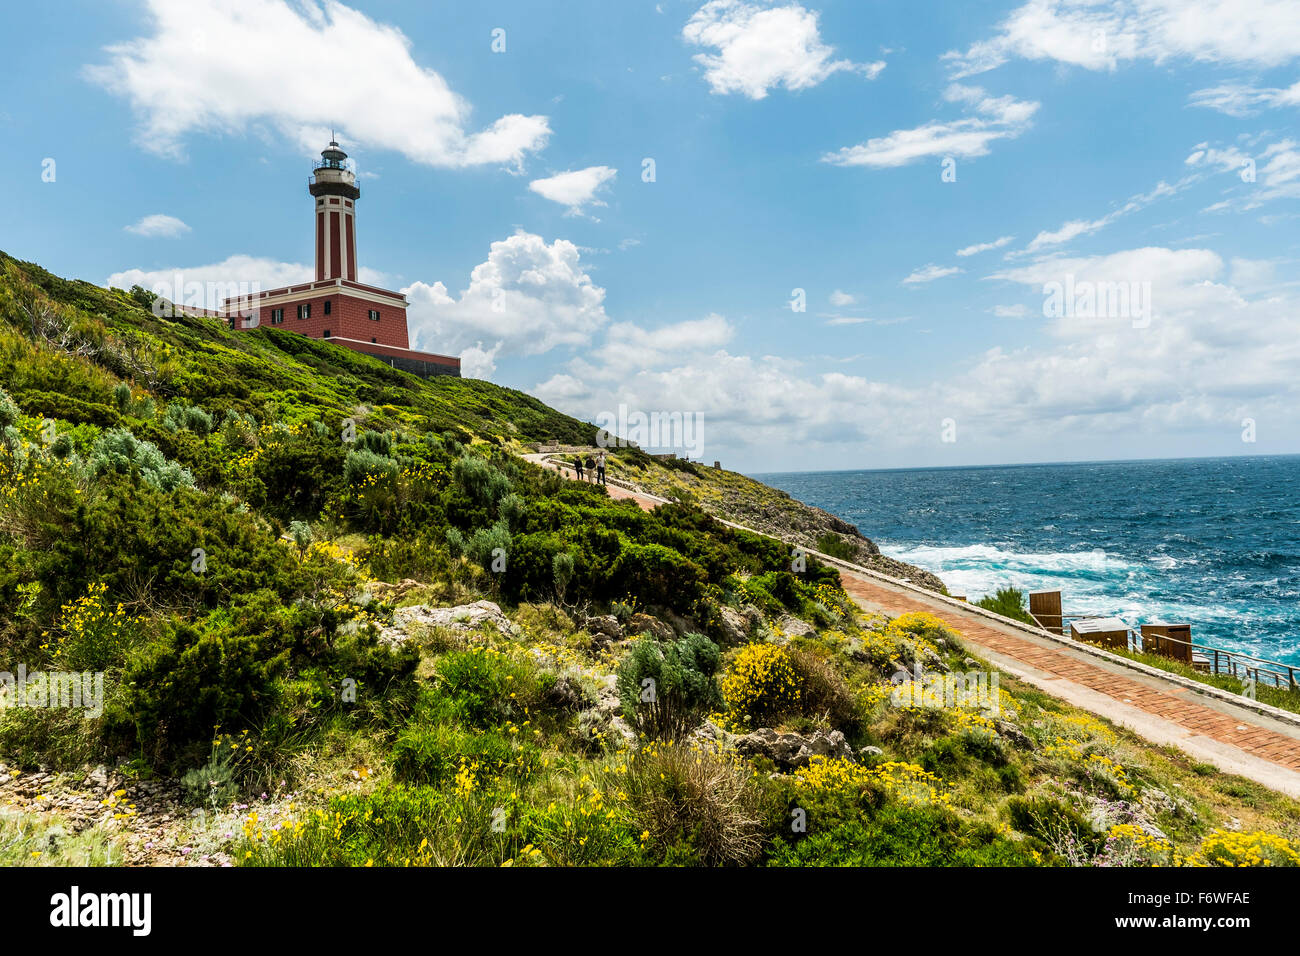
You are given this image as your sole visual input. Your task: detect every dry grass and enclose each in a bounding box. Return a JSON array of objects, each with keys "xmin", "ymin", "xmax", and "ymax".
[{"xmin": 623, "ymin": 740, "xmax": 764, "ymax": 866}]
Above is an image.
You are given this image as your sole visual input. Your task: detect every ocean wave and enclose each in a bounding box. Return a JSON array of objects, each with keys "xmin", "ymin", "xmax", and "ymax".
[{"xmin": 885, "ymin": 542, "xmax": 1138, "ymax": 576}]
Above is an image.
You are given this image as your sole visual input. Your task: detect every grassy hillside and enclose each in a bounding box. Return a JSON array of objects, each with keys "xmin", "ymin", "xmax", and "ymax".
[
  {"xmin": 2, "ymin": 252, "xmax": 1298, "ymax": 869},
  {"xmin": 608, "ymin": 454, "xmax": 948, "ymax": 592}
]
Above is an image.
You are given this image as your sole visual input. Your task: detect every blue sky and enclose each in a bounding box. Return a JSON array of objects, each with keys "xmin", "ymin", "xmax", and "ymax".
[{"xmin": 2, "ymin": 0, "xmax": 1299, "ymax": 472}]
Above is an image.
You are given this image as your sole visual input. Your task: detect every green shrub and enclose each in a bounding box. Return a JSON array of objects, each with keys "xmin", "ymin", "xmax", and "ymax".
[
  {"xmin": 617, "ymin": 633, "xmax": 722, "ymax": 739},
  {"xmin": 343, "ymin": 446, "xmax": 398, "ymax": 485},
  {"xmin": 435, "ymin": 648, "xmax": 553, "ymax": 729},
  {"xmin": 1005, "ymin": 794, "xmax": 1101, "ymax": 859},
  {"xmin": 391, "ymin": 722, "xmax": 526, "ymax": 788},
  {"xmin": 118, "ymin": 616, "xmax": 290, "ymax": 765},
  {"xmin": 815, "ymin": 532, "xmax": 856, "ymax": 561},
  {"xmin": 613, "ymin": 543, "xmax": 707, "ymax": 611},
  {"xmin": 768, "ymin": 802, "xmax": 1037, "ymax": 866},
  {"xmin": 552, "ymin": 551, "xmax": 574, "ymax": 603},
  {"xmin": 0, "ymin": 385, "xmax": 18, "ymax": 430},
  {"xmin": 465, "ymin": 520, "xmax": 511, "ymax": 576},
  {"xmin": 89, "ymin": 428, "xmax": 195, "ymax": 491},
  {"xmin": 976, "ymin": 587, "xmax": 1036, "ymax": 625}
]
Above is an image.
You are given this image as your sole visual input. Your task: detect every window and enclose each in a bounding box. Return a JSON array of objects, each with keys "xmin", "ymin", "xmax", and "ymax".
[
  {"xmin": 371, "ymin": 337, "xmax": 377, "ymax": 343},
  {"xmin": 323, "ymin": 330, "xmax": 331, "ymax": 338},
  {"xmin": 323, "ymin": 300, "xmax": 331, "ymax": 315},
  {"xmin": 271, "ymin": 308, "xmax": 283, "ymax": 325},
  {"xmin": 368, "ymin": 309, "xmax": 380, "ymax": 321},
  {"xmin": 297, "ymin": 304, "xmax": 310, "ymax": 319}
]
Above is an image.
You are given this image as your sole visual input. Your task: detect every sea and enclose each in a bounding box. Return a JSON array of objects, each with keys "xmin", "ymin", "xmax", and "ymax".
[{"xmin": 755, "ymin": 455, "xmax": 1300, "ymax": 666}]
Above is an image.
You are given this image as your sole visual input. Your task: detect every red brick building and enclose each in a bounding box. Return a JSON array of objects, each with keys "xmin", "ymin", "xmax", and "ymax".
[{"xmin": 224, "ymin": 140, "xmax": 460, "ymax": 377}]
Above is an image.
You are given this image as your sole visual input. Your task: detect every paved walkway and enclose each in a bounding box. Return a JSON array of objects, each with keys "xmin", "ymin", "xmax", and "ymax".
[{"xmin": 522, "ymin": 452, "xmax": 1300, "ymax": 795}]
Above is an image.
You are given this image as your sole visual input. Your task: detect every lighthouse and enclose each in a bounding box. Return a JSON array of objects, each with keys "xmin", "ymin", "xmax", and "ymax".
[
  {"xmin": 222, "ymin": 137, "xmax": 461, "ymax": 377},
  {"xmin": 310, "ymin": 140, "xmax": 360, "ymax": 282}
]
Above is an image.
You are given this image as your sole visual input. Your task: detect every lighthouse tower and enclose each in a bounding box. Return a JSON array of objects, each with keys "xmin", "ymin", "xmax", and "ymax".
[
  {"xmin": 221, "ymin": 136, "xmax": 461, "ymax": 377},
  {"xmin": 309, "ymin": 140, "xmax": 360, "ymax": 282}
]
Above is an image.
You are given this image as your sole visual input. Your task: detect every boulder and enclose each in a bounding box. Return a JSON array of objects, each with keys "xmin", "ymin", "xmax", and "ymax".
[
  {"xmin": 576, "ymin": 708, "xmax": 638, "ymax": 752},
  {"xmin": 545, "ymin": 676, "xmax": 591, "ymax": 712},
  {"xmin": 691, "ymin": 719, "xmax": 739, "ymax": 752},
  {"xmin": 378, "ymin": 600, "xmax": 518, "ymax": 648},
  {"xmin": 626, "ymin": 613, "xmax": 674, "ymax": 641},
  {"xmin": 585, "ymin": 614, "xmax": 624, "ymax": 641},
  {"xmin": 777, "ymin": 615, "xmax": 817, "ymax": 640},
  {"xmin": 994, "ymin": 719, "xmax": 1032, "ymax": 749},
  {"xmin": 736, "ymin": 728, "xmax": 854, "ymax": 770},
  {"xmin": 716, "ymin": 606, "xmax": 752, "ymax": 645}
]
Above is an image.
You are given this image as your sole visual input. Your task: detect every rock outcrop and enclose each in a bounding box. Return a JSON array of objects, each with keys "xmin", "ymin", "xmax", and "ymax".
[
  {"xmin": 378, "ymin": 600, "xmax": 518, "ymax": 648},
  {"xmin": 735, "ymin": 728, "xmax": 855, "ymax": 770}
]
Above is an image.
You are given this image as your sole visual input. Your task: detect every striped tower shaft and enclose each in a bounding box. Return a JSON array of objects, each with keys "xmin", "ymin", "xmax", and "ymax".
[{"xmin": 315, "ymin": 203, "xmax": 357, "ymax": 281}]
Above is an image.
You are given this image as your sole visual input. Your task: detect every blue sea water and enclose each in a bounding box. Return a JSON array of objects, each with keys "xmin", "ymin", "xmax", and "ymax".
[{"xmin": 754, "ymin": 455, "xmax": 1300, "ymax": 666}]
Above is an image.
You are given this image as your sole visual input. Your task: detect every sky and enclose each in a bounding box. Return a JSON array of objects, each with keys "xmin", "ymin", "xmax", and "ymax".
[{"xmin": 2, "ymin": 0, "xmax": 1299, "ymax": 473}]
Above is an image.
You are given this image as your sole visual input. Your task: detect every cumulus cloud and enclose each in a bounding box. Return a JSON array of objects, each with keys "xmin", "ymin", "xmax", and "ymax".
[
  {"xmin": 682, "ymin": 0, "xmax": 884, "ymax": 99},
  {"xmin": 945, "ymin": 0, "xmax": 1300, "ymax": 79},
  {"xmin": 124, "ymin": 213, "xmax": 191, "ymax": 238},
  {"xmin": 84, "ymin": 0, "xmax": 550, "ymax": 168},
  {"xmin": 535, "ymin": 245, "xmax": 1300, "ymax": 465},
  {"xmin": 404, "ymin": 230, "xmax": 609, "ymax": 361},
  {"xmin": 529, "ymin": 166, "xmax": 618, "ymax": 215},
  {"xmin": 829, "ymin": 289, "xmax": 856, "ymax": 306},
  {"xmin": 822, "ymin": 84, "xmax": 1037, "ymax": 168}
]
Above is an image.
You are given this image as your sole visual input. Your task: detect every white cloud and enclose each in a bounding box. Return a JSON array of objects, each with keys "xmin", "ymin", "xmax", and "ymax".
[
  {"xmin": 536, "ymin": 245, "xmax": 1300, "ymax": 465},
  {"xmin": 404, "ymin": 230, "xmax": 609, "ymax": 361},
  {"xmin": 124, "ymin": 213, "xmax": 191, "ymax": 238},
  {"xmin": 682, "ymin": 0, "xmax": 884, "ymax": 99},
  {"xmin": 822, "ymin": 84, "xmax": 1037, "ymax": 168},
  {"xmin": 991, "ymin": 303, "xmax": 1029, "ymax": 317},
  {"xmin": 529, "ymin": 166, "xmax": 618, "ymax": 215},
  {"xmin": 1189, "ymin": 80, "xmax": 1300, "ymax": 116},
  {"xmin": 85, "ymin": 0, "xmax": 550, "ymax": 168},
  {"xmin": 945, "ymin": 0, "xmax": 1300, "ymax": 78},
  {"xmin": 1256, "ymin": 140, "xmax": 1300, "ymax": 202},
  {"xmin": 459, "ymin": 342, "xmax": 501, "ymax": 380},
  {"xmin": 1186, "ymin": 138, "xmax": 1300, "ymax": 206},
  {"xmin": 1017, "ymin": 178, "xmax": 1184, "ymax": 254},
  {"xmin": 903, "ymin": 263, "xmax": 963, "ymax": 285},
  {"xmin": 956, "ymin": 235, "xmax": 1014, "ymax": 256},
  {"xmin": 1184, "ymin": 143, "xmax": 1252, "ymax": 173},
  {"xmin": 829, "ymin": 289, "xmax": 856, "ymax": 306}
]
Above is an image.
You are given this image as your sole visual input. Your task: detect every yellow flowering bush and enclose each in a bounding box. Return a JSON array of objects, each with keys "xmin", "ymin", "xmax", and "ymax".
[
  {"xmin": 1189, "ymin": 829, "xmax": 1300, "ymax": 867},
  {"xmin": 722, "ymin": 643, "xmax": 801, "ymax": 729},
  {"xmin": 1100, "ymin": 823, "xmax": 1175, "ymax": 866},
  {"xmin": 792, "ymin": 756, "xmax": 952, "ymax": 807},
  {"xmin": 1038, "ymin": 711, "xmax": 1133, "ymax": 797},
  {"xmin": 44, "ymin": 582, "xmax": 139, "ymax": 670}
]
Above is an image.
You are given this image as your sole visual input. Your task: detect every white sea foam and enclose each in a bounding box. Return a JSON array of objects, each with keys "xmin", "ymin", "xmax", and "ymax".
[{"xmin": 881, "ymin": 542, "xmax": 1228, "ymax": 633}]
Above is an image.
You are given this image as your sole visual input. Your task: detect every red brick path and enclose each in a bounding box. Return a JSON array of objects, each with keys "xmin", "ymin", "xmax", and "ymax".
[{"xmin": 841, "ymin": 574, "xmax": 1300, "ymax": 773}]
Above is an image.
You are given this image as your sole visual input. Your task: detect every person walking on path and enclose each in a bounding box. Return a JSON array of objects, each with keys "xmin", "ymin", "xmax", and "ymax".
[
  {"xmin": 596, "ymin": 451, "xmax": 607, "ymax": 486},
  {"xmin": 574, "ymin": 454, "xmax": 584, "ymax": 481},
  {"xmin": 584, "ymin": 453, "xmax": 596, "ymax": 483}
]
